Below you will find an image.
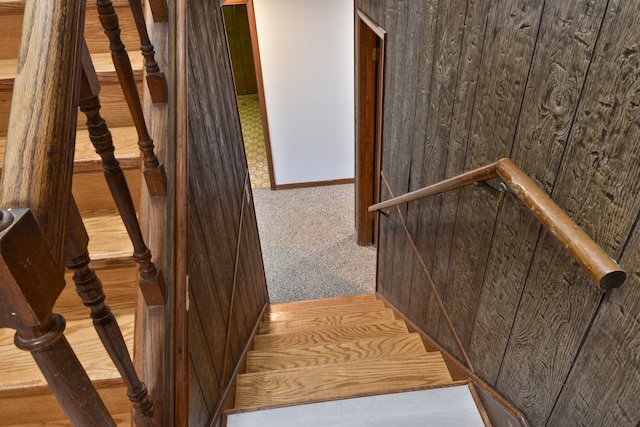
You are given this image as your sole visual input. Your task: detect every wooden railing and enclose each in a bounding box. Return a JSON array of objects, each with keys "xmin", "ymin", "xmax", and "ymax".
[
  {"xmin": 370, "ymin": 158, "xmax": 626, "ymax": 290},
  {"xmin": 0, "ymin": 0, "xmax": 169, "ymax": 425}
]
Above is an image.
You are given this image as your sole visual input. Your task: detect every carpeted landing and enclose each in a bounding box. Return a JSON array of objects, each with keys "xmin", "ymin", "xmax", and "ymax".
[{"xmin": 252, "ymin": 184, "xmax": 376, "ymax": 303}]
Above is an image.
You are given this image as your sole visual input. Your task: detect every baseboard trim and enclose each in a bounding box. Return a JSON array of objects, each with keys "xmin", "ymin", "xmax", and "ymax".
[{"xmin": 273, "ymin": 178, "xmax": 355, "ymax": 190}]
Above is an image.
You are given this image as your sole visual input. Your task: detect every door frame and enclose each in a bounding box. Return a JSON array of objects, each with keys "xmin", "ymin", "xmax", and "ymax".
[
  {"xmin": 222, "ymin": 0, "xmax": 276, "ymax": 189},
  {"xmin": 355, "ymin": 9, "xmax": 385, "ymax": 246}
]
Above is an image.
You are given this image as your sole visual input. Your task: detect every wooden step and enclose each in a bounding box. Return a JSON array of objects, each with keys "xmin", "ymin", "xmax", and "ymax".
[
  {"xmin": 0, "ymin": 305, "xmax": 135, "ymax": 393},
  {"xmin": 82, "ymin": 208, "xmax": 135, "ymax": 258},
  {"xmin": 259, "ymin": 308, "xmax": 396, "ymax": 334},
  {"xmin": 0, "ymin": 380, "xmax": 131, "ymax": 427},
  {"xmin": 0, "ymin": 70, "xmax": 141, "ymax": 138},
  {"xmin": 265, "ymin": 300, "xmax": 386, "ymax": 322},
  {"xmin": 247, "ymin": 333, "xmax": 429, "ymax": 373},
  {"xmin": 60, "ymin": 256, "xmax": 138, "ymax": 322},
  {"xmin": 267, "ymin": 293, "xmax": 377, "ymax": 313},
  {"xmin": 253, "ymin": 320, "xmax": 409, "ymax": 351},
  {"xmin": 0, "ymin": 0, "xmax": 140, "ymax": 61},
  {"xmin": 234, "ymin": 352, "xmax": 456, "ymax": 411}
]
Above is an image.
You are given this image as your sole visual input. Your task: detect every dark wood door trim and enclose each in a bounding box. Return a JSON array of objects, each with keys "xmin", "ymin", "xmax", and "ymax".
[
  {"xmin": 355, "ymin": 9, "xmax": 385, "ymax": 246},
  {"xmin": 222, "ymin": 0, "xmax": 276, "ymax": 189}
]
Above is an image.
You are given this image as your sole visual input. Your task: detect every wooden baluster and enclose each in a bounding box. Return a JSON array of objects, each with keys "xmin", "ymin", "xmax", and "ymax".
[
  {"xmin": 0, "ymin": 209, "xmax": 116, "ymax": 426},
  {"xmin": 65, "ymin": 199, "xmax": 156, "ymax": 426},
  {"xmin": 127, "ymin": 0, "xmax": 168, "ymax": 103},
  {"xmin": 147, "ymin": 0, "xmax": 168, "ymax": 22},
  {"xmin": 79, "ymin": 43, "xmax": 165, "ymax": 306},
  {"xmin": 95, "ymin": 0, "xmax": 167, "ymax": 197}
]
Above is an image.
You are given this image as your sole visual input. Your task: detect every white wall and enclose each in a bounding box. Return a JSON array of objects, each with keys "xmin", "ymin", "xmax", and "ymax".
[{"xmin": 253, "ymin": 0, "xmax": 354, "ymax": 186}]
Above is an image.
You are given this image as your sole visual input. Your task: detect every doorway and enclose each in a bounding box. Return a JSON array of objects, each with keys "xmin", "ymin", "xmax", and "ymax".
[
  {"xmin": 355, "ymin": 10, "xmax": 385, "ymax": 246},
  {"xmin": 222, "ymin": 0, "xmax": 275, "ymax": 189}
]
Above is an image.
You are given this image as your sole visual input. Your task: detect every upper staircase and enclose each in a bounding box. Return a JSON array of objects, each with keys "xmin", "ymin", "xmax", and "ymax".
[
  {"xmin": 226, "ymin": 294, "xmax": 487, "ymax": 426},
  {"xmin": 0, "ymin": 1, "xmax": 145, "ymax": 425}
]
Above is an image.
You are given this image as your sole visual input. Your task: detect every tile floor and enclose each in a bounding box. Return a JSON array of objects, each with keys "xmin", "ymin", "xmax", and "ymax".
[{"xmin": 238, "ymin": 94, "xmax": 271, "ymax": 189}]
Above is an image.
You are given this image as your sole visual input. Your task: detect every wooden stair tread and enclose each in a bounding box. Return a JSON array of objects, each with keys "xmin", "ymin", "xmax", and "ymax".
[
  {"xmin": 82, "ymin": 209, "xmax": 134, "ymax": 258},
  {"xmin": 235, "ymin": 352, "xmax": 456, "ymax": 411},
  {"xmin": 253, "ymin": 320, "xmax": 409, "ymax": 351},
  {"xmin": 0, "ymin": 306, "xmax": 135, "ymax": 394},
  {"xmin": 260, "ymin": 308, "xmax": 396, "ymax": 334},
  {"xmin": 0, "ymin": 126, "xmax": 139, "ymax": 168},
  {"xmin": 0, "ymin": 380, "xmax": 131, "ymax": 426},
  {"xmin": 265, "ymin": 300, "xmax": 386, "ymax": 322},
  {"xmin": 267, "ymin": 294, "xmax": 377, "ymax": 314},
  {"xmin": 0, "ymin": 54, "xmax": 142, "ymax": 88},
  {"xmin": 247, "ymin": 333, "xmax": 429, "ymax": 373}
]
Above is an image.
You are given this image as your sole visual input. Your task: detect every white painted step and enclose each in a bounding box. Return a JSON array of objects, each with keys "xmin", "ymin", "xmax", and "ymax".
[{"xmin": 226, "ymin": 385, "xmax": 485, "ymax": 427}]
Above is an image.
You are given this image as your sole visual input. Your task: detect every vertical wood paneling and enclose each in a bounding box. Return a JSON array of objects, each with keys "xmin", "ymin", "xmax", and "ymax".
[
  {"xmin": 426, "ymin": 0, "xmax": 491, "ymax": 340},
  {"xmin": 547, "ymin": 220, "xmax": 640, "ymax": 425},
  {"xmin": 495, "ymin": 1, "xmax": 640, "ymax": 424},
  {"xmin": 186, "ymin": 0, "xmax": 269, "ymax": 425},
  {"xmin": 436, "ymin": 0, "xmax": 545, "ymax": 354},
  {"xmin": 360, "ymin": 0, "xmax": 640, "ymax": 424},
  {"xmin": 467, "ymin": 0, "xmax": 607, "ymax": 385}
]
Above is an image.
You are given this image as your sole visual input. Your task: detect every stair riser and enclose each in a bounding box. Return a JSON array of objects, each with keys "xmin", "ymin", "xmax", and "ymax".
[
  {"xmin": 72, "ymin": 166, "xmax": 142, "ymax": 214},
  {"xmin": 0, "ymin": 3, "xmax": 140, "ymax": 61}
]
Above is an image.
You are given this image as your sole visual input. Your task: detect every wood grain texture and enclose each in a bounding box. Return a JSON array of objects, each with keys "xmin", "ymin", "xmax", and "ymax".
[
  {"xmin": 186, "ymin": 0, "xmax": 268, "ymax": 422},
  {"xmin": 235, "ymin": 353, "xmax": 454, "ymax": 411},
  {"xmin": 469, "ymin": 0, "xmax": 611, "ymax": 377},
  {"xmin": 253, "ymin": 320, "xmax": 409, "ymax": 351},
  {"xmin": 547, "ymin": 216, "xmax": 640, "ymax": 426},
  {"xmin": 246, "ymin": 333, "xmax": 429, "ymax": 373},
  {"xmin": 266, "ymin": 300, "xmax": 386, "ymax": 322},
  {"xmin": 268, "ymin": 294, "xmax": 376, "ymax": 313},
  {"xmin": 358, "ymin": 0, "xmax": 640, "ymax": 425},
  {"xmin": 435, "ymin": 0, "xmax": 544, "ymax": 355},
  {"xmin": 260, "ymin": 309, "xmax": 396, "ymax": 335},
  {"xmin": 495, "ymin": 1, "xmax": 640, "ymax": 424}
]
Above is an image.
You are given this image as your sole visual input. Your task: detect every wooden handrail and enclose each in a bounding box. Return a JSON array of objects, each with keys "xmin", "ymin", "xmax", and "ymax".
[{"xmin": 369, "ymin": 158, "xmax": 626, "ymax": 290}]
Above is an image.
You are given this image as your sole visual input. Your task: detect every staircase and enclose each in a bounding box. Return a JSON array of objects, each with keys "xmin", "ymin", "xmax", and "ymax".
[
  {"xmin": 0, "ymin": 1, "xmax": 144, "ymax": 425},
  {"xmin": 226, "ymin": 294, "xmax": 487, "ymax": 426}
]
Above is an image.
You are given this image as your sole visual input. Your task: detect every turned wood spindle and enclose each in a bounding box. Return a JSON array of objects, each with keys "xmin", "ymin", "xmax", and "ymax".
[
  {"xmin": 95, "ymin": 0, "xmax": 167, "ymax": 197},
  {"xmin": 0, "ymin": 209, "xmax": 116, "ymax": 426},
  {"xmin": 79, "ymin": 43, "xmax": 165, "ymax": 306},
  {"xmin": 127, "ymin": 0, "xmax": 168, "ymax": 103},
  {"xmin": 66, "ymin": 199, "xmax": 156, "ymax": 426}
]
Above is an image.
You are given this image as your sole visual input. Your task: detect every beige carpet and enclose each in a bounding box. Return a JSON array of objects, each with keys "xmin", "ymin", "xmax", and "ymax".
[{"xmin": 252, "ymin": 184, "xmax": 377, "ymax": 303}]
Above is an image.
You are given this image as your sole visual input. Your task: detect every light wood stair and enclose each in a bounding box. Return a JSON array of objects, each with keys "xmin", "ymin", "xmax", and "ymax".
[
  {"xmin": 0, "ymin": 1, "xmax": 146, "ymax": 425},
  {"xmin": 228, "ymin": 295, "xmax": 469, "ymax": 420}
]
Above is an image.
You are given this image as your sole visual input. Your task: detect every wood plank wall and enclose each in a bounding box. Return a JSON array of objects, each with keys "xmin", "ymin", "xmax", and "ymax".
[
  {"xmin": 186, "ymin": 0, "xmax": 269, "ymax": 424},
  {"xmin": 357, "ymin": 1, "xmax": 640, "ymax": 425}
]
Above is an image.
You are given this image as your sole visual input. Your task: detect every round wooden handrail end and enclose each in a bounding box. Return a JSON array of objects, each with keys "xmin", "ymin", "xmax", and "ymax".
[{"xmin": 599, "ymin": 270, "xmax": 626, "ymax": 289}]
